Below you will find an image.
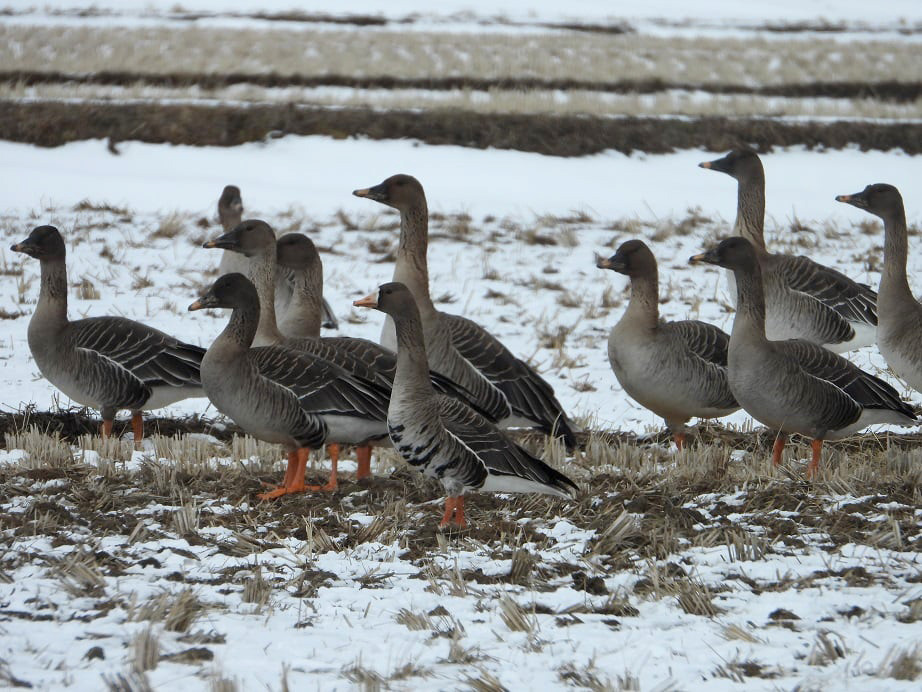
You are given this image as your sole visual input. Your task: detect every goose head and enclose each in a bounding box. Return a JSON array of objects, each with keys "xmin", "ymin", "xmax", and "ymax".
[
  {"xmin": 353, "ymin": 174, "xmax": 425, "ymax": 211},
  {"xmin": 276, "ymin": 233, "xmax": 320, "ymax": 272},
  {"xmin": 218, "ymin": 185, "xmax": 243, "ymax": 216},
  {"xmin": 836, "ymin": 184, "xmax": 903, "ymax": 220},
  {"xmin": 11, "ymin": 225, "xmax": 67, "ymax": 261},
  {"xmin": 596, "ymin": 239, "xmax": 656, "ymax": 278},
  {"xmin": 189, "ymin": 272, "xmax": 259, "ymax": 312},
  {"xmin": 699, "ymin": 148, "xmax": 763, "ymax": 182},
  {"xmin": 690, "ymin": 236, "xmax": 759, "ymax": 273},
  {"xmin": 204, "ymin": 219, "xmax": 275, "ymax": 257},
  {"xmin": 353, "ymin": 281, "xmax": 418, "ymax": 317}
]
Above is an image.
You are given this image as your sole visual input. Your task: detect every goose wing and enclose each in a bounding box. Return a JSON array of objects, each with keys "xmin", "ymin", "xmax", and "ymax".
[
  {"xmin": 444, "ymin": 313, "xmax": 578, "ymax": 444},
  {"xmin": 669, "ymin": 320, "xmax": 730, "ymax": 366},
  {"xmin": 250, "ymin": 345, "xmax": 389, "ymax": 421},
  {"xmin": 776, "ymin": 254, "xmax": 878, "ymax": 327},
  {"xmin": 776, "ymin": 340, "xmax": 914, "ymax": 418},
  {"xmin": 67, "ymin": 316, "xmax": 203, "ymax": 388},
  {"xmin": 437, "ymin": 395, "xmax": 577, "ymax": 498}
]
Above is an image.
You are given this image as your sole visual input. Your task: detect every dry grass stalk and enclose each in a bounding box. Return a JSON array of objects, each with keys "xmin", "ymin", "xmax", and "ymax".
[
  {"xmin": 241, "ymin": 566, "xmax": 272, "ymax": 608},
  {"xmin": 129, "ymin": 588, "xmax": 204, "ymax": 633},
  {"xmin": 807, "ymin": 630, "xmax": 848, "ymax": 666},
  {"xmin": 876, "ymin": 644, "xmax": 922, "ymax": 681},
  {"xmin": 464, "ymin": 668, "xmax": 509, "ymax": 692},
  {"xmin": 498, "ymin": 595, "xmax": 537, "ymax": 634},
  {"xmin": 5, "ymin": 427, "xmax": 73, "ymax": 468},
  {"xmin": 103, "ymin": 671, "xmax": 154, "ymax": 692},
  {"xmin": 131, "ymin": 627, "xmax": 160, "ymax": 673}
]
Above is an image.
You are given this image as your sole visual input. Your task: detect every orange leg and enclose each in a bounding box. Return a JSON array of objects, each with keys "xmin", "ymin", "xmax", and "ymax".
[
  {"xmin": 257, "ymin": 450, "xmax": 302, "ymax": 501},
  {"xmin": 131, "ymin": 412, "xmax": 144, "ymax": 448},
  {"xmin": 100, "ymin": 419, "xmax": 114, "ymax": 439},
  {"xmin": 454, "ymin": 496, "xmax": 467, "ymax": 528},
  {"xmin": 439, "ymin": 497, "xmax": 457, "ymax": 528},
  {"xmin": 674, "ymin": 432, "xmax": 686, "ymax": 450},
  {"xmin": 807, "ymin": 439, "xmax": 823, "ymax": 479},
  {"xmin": 307, "ymin": 443, "xmax": 338, "ymax": 492},
  {"xmin": 438, "ymin": 496, "xmax": 467, "ymax": 529},
  {"xmin": 771, "ymin": 433, "xmax": 787, "ymax": 467},
  {"xmin": 356, "ymin": 445, "xmax": 372, "ymax": 480}
]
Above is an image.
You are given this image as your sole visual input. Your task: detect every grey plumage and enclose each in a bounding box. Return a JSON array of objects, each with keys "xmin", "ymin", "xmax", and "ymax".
[
  {"xmin": 11, "ymin": 225, "xmax": 204, "ymax": 435},
  {"xmin": 598, "ymin": 240, "xmax": 738, "ymax": 446},
  {"xmin": 838, "ymin": 184, "xmax": 922, "ymax": 393},
  {"xmin": 190, "ymin": 274, "xmax": 391, "ymax": 498},
  {"xmin": 690, "ymin": 237, "xmax": 915, "ymax": 476},
  {"xmin": 700, "ymin": 149, "xmax": 877, "ymax": 351},
  {"xmin": 355, "ymin": 282, "xmax": 576, "ymax": 527},
  {"xmin": 353, "ymin": 174, "xmax": 580, "ymax": 448}
]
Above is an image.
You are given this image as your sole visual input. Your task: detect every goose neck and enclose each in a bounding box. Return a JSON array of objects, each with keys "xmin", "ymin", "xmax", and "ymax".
[
  {"xmin": 881, "ymin": 208, "xmax": 912, "ymax": 296},
  {"xmin": 623, "ymin": 272, "xmax": 660, "ymax": 331},
  {"xmin": 730, "ymin": 263, "xmax": 768, "ymax": 343},
  {"xmin": 281, "ymin": 268, "xmax": 323, "ymax": 339},
  {"xmin": 735, "ymin": 174, "xmax": 766, "ymax": 250},
  {"xmin": 34, "ymin": 259, "xmax": 69, "ymax": 329},
  {"xmin": 247, "ymin": 250, "xmax": 283, "ymax": 346},
  {"xmin": 394, "ymin": 204, "xmax": 436, "ymax": 316},
  {"xmin": 392, "ymin": 309, "xmax": 436, "ymax": 401}
]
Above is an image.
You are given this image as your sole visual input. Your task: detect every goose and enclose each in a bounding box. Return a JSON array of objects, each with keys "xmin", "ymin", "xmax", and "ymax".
[
  {"xmin": 353, "ymin": 174, "xmax": 580, "ymax": 448},
  {"xmin": 204, "ymin": 221, "xmax": 391, "ymax": 482},
  {"xmin": 214, "ymin": 184, "xmax": 338, "ymax": 330},
  {"xmin": 699, "ymin": 149, "xmax": 877, "ymax": 352},
  {"xmin": 837, "ymin": 184, "xmax": 922, "ymax": 393},
  {"xmin": 597, "ymin": 239, "xmax": 738, "ymax": 448},
  {"xmin": 690, "ymin": 237, "xmax": 916, "ymax": 477},
  {"xmin": 11, "ymin": 225, "xmax": 204, "ymax": 444},
  {"xmin": 353, "ymin": 282, "xmax": 577, "ymax": 528},
  {"xmin": 189, "ymin": 273, "xmax": 391, "ymax": 499},
  {"xmin": 204, "ymin": 221, "xmax": 485, "ymax": 482}
]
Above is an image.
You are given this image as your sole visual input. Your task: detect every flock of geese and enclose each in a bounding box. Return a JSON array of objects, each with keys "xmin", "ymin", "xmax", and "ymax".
[{"xmin": 9, "ymin": 149, "xmax": 922, "ymax": 527}]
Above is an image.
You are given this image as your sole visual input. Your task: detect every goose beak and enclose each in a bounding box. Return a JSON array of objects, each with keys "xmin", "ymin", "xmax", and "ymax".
[
  {"xmin": 10, "ymin": 240, "xmax": 36, "ymax": 256},
  {"xmin": 188, "ymin": 299, "xmax": 205, "ymax": 311},
  {"xmin": 698, "ymin": 161, "xmax": 712, "ymax": 169},
  {"xmin": 698, "ymin": 154, "xmax": 730, "ymax": 174},
  {"xmin": 353, "ymin": 292, "xmax": 378, "ymax": 309},
  {"xmin": 835, "ymin": 192, "xmax": 866, "ymax": 209},
  {"xmin": 689, "ymin": 249, "xmax": 720, "ymax": 265},
  {"xmin": 352, "ymin": 182, "xmax": 388, "ymax": 203},
  {"xmin": 203, "ymin": 231, "xmax": 238, "ymax": 250},
  {"xmin": 596, "ymin": 254, "xmax": 625, "ymax": 271}
]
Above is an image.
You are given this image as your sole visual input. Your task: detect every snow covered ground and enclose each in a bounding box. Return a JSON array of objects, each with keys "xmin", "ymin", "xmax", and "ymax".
[{"xmin": 2, "ymin": 2, "xmax": 922, "ymax": 690}]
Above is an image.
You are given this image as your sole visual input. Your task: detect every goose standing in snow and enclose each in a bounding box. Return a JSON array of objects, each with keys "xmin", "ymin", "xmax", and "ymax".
[
  {"xmin": 837, "ymin": 184, "xmax": 922, "ymax": 393},
  {"xmin": 353, "ymin": 174, "xmax": 580, "ymax": 448},
  {"xmin": 190, "ymin": 273, "xmax": 390, "ymax": 498},
  {"xmin": 11, "ymin": 226, "xmax": 204, "ymax": 445},
  {"xmin": 353, "ymin": 282, "xmax": 577, "ymax": 528},
  {"xmin": 699, "ymin": 149, "xmax": 877, "ymax": 351},
  {"xmin": 598, "ymin": 240, "xmax": 738, "ymax": 448},
  {"xmin": 204, "ymin": 221, "xmax": 390, "ymax": 482},
  {"xmin": 214, "ymin": 185, "xmax": 338, "ymax": 329},
  {"xmin": 690, "ymin": 237, "xmax": 916, "ymax": 478}
]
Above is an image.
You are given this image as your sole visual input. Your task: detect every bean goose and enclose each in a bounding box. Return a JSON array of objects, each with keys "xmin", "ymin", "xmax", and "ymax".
[
  {"xmin": 837, "ymin": 184, "xmax": 922, "ymax": 392},
  {"xmin": 189, "ymin": 273, "xmax": 391, "ymax": 498},
  {"xmin": 690, "ymin": 237, "xmax": 916, "ymax": 477},
  {"xmin": 204, "ymin": 221, "xmax": 392, "ymax": 482},
  {"xmin": 204, "ymin": 222, "xmax": 485, "ymax": 482},
  {"xmin": 353, "ymin": 174, "xmax": 580, "ymax": 448},
  {"xmin": 700, "ymin": 149, "xmax": 877, "ymax": 351},
  {"xmin": 353, "ymin": 282, "xmax": 577, "ymax": 528},
  {"xmin": 597, "ymin": 240, "xmax": 738, "ymax": 448},
  {"xmin": 214, "ymin": 185, "xmax": 338, "ymax": 329},
  {"xmin": 11, "ymin": 225, "xmax": 204, "ymax": 444}
]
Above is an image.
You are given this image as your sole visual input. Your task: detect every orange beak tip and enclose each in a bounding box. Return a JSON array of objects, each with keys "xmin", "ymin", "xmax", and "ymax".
[
  {"xmin": 699, "ymin": 162, "xmax": 711, "ymax": 169},
  {"xmin": 203, "ymin": 241, "xmax": 217, "ymax": 248},
  {"xmin": 352, "ymin": 188, "xmax": 370, "ymax": 198},
  {"xmin": 352, "ymin": 293, "xmax": 378, "ymax": 309},
  {"xmin": 188, "ymin": 300, "xmax": 203, "ymax": 311}
]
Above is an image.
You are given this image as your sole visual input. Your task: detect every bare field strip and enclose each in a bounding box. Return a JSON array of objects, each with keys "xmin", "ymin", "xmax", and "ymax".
[
  {"xmin": 3, "ymin": 100, "xmax": 922, "ymax": 155},
  {"xmin": 5, "ymin": 82, "xmax": 921, "ymax": 121},
  {"xmin": 1, "ymin": 24, "xmax": 919, "ymax": 88},
  {"xmin": 5, "ymin": 70, "xmax": 922, "ymax": 103}
]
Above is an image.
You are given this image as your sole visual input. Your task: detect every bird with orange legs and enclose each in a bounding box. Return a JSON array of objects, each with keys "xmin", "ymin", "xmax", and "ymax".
[
  {"xmin": 11, "ymin": 225, "xmax": 205, "ymax": 447},
  {"xmin": 354, "ymin": 282, "xmax": 577, "ymax": 529},
  {"xmin": 190, "ymin": 273, "xmax": 391, "ymax": 499},
  {"xmin": 690, "ymin": 237, "xmax": 916, "ymax": 478}
]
